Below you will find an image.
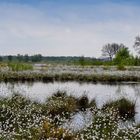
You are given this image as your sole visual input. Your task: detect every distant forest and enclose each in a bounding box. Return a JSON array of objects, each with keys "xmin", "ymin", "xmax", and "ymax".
[{"xmin": 0, "ymin": 54, "xmax": 101, "ymax": 64}]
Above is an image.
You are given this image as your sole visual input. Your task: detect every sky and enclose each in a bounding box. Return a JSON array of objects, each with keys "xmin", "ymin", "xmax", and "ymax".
[{"xmin": 0, "ymin": 0, "xmax": 140, "ymax": 57}]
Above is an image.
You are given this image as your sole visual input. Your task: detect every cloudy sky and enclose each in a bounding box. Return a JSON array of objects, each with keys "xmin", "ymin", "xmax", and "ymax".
[{"xmin": 0, "ymin": 0, "xmax": 140, "ymax": 57}]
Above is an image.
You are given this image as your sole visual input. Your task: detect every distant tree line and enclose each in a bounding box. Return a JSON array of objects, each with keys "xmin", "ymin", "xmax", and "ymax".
[
  {"xmin": 0, "ymin": 54, "xmax": 43, "ymax": 62},
  {"xmin": 0, "ymin": 54, "xmax": 98, "ymax": 64}
]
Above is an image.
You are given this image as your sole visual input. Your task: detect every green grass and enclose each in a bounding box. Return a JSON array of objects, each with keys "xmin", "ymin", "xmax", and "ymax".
[
  {"xmin": 8, "ymin": 62, "xmax": 33, "ymax": 71},
  {"xmin": 117, "ymin": 64, "xmax": 126, "ymax": 71}
]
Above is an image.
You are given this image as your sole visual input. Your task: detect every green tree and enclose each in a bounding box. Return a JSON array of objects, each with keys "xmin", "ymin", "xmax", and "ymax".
[
  {"xmin": 79, "ymin": 55, "xmax": 85, "ymax": 66},
  {"xmin": 7, "ymin": 55, "xmax": 13, "ymax": 62},
  {"xmin": 0, "ymin": 56, "xmax": 3, "ymax": 62},
  {"xmin": 31, "ymin": 54, "xmax": 42, "ymax": 62},
  {"xmin": 134, "ymin": 56, "xmax": 140, "ymax": 66},
  {"xmin": 17, "ymin": 54, "xmax": 23, "ymax": 62},
  {"xmin": 114, "ymin": 47, "xmax": 130, "ymax": 65},
  {"xmin": 24, "ymin": 54, "xmax": 29, "ymax": 62}
]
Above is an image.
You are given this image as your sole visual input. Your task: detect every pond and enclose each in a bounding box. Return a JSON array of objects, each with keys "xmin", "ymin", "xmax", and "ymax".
[{"xmin": 0, "ymin": 81, "xmax": 140, "ymax": 122}]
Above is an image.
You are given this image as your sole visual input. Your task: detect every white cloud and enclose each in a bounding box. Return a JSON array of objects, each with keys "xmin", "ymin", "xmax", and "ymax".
[{"xmin": 0, "ymin": 2, "xmax": 139, "ymax": 56}]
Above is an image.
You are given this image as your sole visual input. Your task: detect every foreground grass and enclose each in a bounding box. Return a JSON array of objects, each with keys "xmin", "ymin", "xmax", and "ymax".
[{"xmin": 0, "ymin": 92, "xmax": 140, "ymax": 139}]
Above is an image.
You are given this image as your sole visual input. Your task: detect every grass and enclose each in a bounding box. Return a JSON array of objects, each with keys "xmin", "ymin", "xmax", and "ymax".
[
  {"xmin": 0, "ymin": 63, "xmax": 7, "ymax": 68},
  {"xmin": 78, "ymin": 107, "xmax": 119, "ymax": 140},
  {"xmin": 8, "ymin": 62, "xmax": 33, "ymax": 71},
  {"xmin": 46, "ymin": 93, "xmax": 77, "ymax": 117},
  {"xmin": 0, "ymin": 71, "xmax": 139, "ymax": 83},
  {"xmin": 117, "ymin": 64, "xmax": 126, "ymax": 71},
  {"xmin": 0, "ymin": 91, "xmax": 139, "ymax": 139},
  {"xmin": 103, "ymin": 98, "xmax": 135, "ymax": 120},
  {"xmin": 41, "ymin": 119, "xmax": 74, "ymax": 139}
]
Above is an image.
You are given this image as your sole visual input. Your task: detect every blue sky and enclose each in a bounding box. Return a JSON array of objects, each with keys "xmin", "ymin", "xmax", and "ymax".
[{"xmin": 0, "ymin": 0, "xmax": 140, "ymax": 57}]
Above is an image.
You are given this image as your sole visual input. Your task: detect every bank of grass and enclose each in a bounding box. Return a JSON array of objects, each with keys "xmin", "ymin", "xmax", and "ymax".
[{"xmin": 0, "ymin": 71, "xmax": 139, "ymax": 83}]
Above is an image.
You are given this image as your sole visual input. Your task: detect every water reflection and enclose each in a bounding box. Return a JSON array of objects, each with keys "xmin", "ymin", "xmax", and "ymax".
[
  {"xmin": 63, "ymin": 109, "xmax": 93, "ymax": 132},
  {"xmin": 0, "ymin": 82, "xmax": 140, "ymax": 104}
]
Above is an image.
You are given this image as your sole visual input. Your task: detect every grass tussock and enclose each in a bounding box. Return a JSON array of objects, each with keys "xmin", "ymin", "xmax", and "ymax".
[
  {"xmin": 46, "ymin": 94, "xmax": 78, "ymax": 117},
  {"xmin": 103, "ymin": 98, "xmax": 135, "ymax": 119}
]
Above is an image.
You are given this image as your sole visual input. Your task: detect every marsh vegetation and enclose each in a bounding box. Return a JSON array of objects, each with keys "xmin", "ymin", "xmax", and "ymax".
[{"xmin": 0, "ymin": 81, "xmax": 140, "ymax": 139}]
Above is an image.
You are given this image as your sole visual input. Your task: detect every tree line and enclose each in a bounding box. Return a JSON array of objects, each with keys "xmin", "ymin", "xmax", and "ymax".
[
  {"xmin": 0, "ymin": 54, "xmax": 43, "ymax": 62},
  {"xmin": 0, "ymin": 54, "xmax": 97, "ymax": 64}
]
